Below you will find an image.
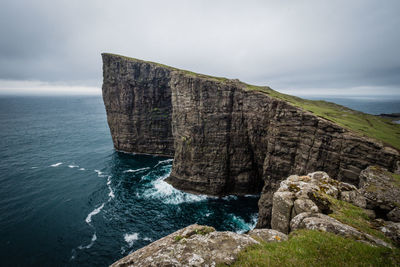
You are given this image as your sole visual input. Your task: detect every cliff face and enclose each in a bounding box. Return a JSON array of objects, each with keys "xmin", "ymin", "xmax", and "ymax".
[
  {"xmin": 102, "ymin": 53, "xmax": 400, "ymax": 227},
  {"xmin": 102, "ymin": 54, "xmax": 174, "ymax": 156}
]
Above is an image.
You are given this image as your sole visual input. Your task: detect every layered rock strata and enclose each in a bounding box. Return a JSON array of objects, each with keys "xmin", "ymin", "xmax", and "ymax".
[{"xmin": 102, "ymin": 53, "xmax": 400, "ymax": 225}]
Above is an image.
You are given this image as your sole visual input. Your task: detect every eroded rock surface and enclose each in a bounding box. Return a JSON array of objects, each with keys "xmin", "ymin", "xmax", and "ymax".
[
  {"xmin": 247, "ymin": 228, "xmax": 288, "ymax": 242},
  {"xmin": 359, "ymin": 166, "xmax": 400, "ymax": 222},
  {"xmin": 111, "ymin": 224, "xmax": 286, "ymax": 267},
  {"xmin": 270, "ymin": 171, "xmax": 366, "ymax": 234}
]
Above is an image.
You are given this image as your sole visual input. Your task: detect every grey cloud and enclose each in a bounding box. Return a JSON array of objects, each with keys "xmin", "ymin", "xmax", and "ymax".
[{"xmin": 0, "ymin": 0, "xmax": 399, "ymax": 95}]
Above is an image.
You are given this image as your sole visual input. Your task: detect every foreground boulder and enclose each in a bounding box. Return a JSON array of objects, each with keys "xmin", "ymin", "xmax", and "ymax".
[
  {"xmin": 268, "ymin": 170, "xmax": 400, "ymax": 247},
  {"xmin": 359, "ymin": 166, "xmax": 400, "ymax": 222},
  {"xmin": 270, "ymin": 171, "xmax": 366, "ymax": 234},
  {"xmin": 111, "ymin": 224, "xmax": 287, "ymax": 267}
]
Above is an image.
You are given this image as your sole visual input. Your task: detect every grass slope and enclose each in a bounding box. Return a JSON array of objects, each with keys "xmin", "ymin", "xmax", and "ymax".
[
  {"xmin": 245, "ymin": 84, "xmax": 400, "ymax": 150},
  {"xmin": 104, "ymin": 53, "xmax": 400, "ymax": 150},
  {"xmin": 224, "ymin": 230, "xmax": 400, "ymax": 267}
]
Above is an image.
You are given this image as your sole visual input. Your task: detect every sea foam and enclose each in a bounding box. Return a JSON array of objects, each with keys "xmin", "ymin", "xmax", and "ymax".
[
  {"xmin": 124, "ymin": 233, "xmax": 139, "ymax": 247},
  {"xmin": 85, "ymin": 203, "xmax": 105, "ymax": 224},
  {"xmin": 123, "ymin": 167, "xmax": 150, "ymax": 173},
  {"xmin": 50, "ymin": 162, "xmax": 63, "ymax": 167},
  {"xmin": 154, "ymin": 158, "xmax": 173, "ymax": 168},
  {"xmin": 142, "ymin": 172, "xmax": 207, "ymax": 205},
  {"xmin": 78, "ymin": 233, "xmax": 97, "ymax": 249}
]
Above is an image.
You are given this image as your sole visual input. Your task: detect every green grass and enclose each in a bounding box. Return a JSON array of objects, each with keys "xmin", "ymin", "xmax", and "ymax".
[
  {"xmin": 224, "ymin": 230, "xmax": 400, "ymax": 267},
  {"xmin": 326, "ymin": 194, "xmax": 392, "ymax": 244},
  {"xmin": 103, "ymin": 53, "xmax": 400, "ymax": 150},
  {"xmin": 368, "ymin": 166, "xmax": 400, "ymax": 187}
]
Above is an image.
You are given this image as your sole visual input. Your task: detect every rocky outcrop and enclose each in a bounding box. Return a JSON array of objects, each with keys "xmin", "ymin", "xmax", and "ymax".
[
  {"xmin": 269, "ymin": 171, "xmax": 366, "ymax": 234},
  {"xmin": 267, "ymin": 171, "xmax": 399, "ymax": 247},
  {"xmin": 111, "ymin": 224, "xmax": 286, "ymax": 267},
  {"xmin": 359, "ymin": 166, "xmax": 400, "ymax": 221},
  {"xmin": 102, "ymin": 53, "xmax": 400, "ymax": 225}
]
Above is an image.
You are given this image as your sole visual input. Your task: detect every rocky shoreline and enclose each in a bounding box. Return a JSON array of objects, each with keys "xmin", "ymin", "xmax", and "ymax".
[{"xmin": 112, "ymin": 167, "xmax": 400, "ymax": 266}]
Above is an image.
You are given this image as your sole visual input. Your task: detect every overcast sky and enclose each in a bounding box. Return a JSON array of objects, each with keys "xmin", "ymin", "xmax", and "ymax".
[{"xmin": 0, "ymin": 0, "xmax": 399, "ymax": 96}]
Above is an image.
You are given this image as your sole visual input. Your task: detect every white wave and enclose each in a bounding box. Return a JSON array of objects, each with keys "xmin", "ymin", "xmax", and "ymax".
[
  {"xmin": 94, "ymin": 169, "xmax": 108, "ymax": 178},
  {"xmin": 143, "ymin": 237, "xmax": 152, "ymax": 241},
  {"xmin": 79, "ymin": 168, "xmax": 85, "ymax": 171},
  {"xmin": 248, "ymin": 213, "xmax": 258, "ymax": 229},
  {"xmin": 123, "ymin": 167, "xmax": 150, "ymax": 173},
  {"xmin": 232, "ymin": 213, "xmax": 258, "ymax": 234},
  {"xmin": 106, "ymin": 176, "xmax": 115, "ymax": 200},
  {"xmin": 50, "ymin": 162, "xmax": 63, "ymax": 167},
  {"xmin": 85, "ymin": 203, "xmax": 105, "ymax": 224},
  {"xmin": 68, "ymin": 165, "xmax": 79, "ymax": 168},
  {"xmin": 124, "ymin": 233, "xmax": 139, "ymax": 247},
  {"xmin": 154, "ymin": 158, "xmax": 173, "ymax": 168},
  {"xmin": 222, "ymin": 195, "xmax": 238, "ymax": 201},
  {"xmin": 244, "ymin": 194, "xmax": 260, "ymax": 198},
  {"xmin": 142, "ymin": 172, "xmax": 207, "ymax": 205},
  {"xmin": 78, "ymin": 233, "xmax": 97, "ymax": 249},
  {"xmin": 31, "ymin": 166, "xmax": 38, "ymax": 169}
]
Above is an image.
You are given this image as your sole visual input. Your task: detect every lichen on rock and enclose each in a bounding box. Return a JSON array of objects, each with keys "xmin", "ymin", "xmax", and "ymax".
[{"xmin": 110, "ymin": 224, "xmax": 286, "ymax": 267}]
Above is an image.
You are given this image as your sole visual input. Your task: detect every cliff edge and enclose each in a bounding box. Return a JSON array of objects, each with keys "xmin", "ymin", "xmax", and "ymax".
[{"xmin": 102, "ymin": 53, "xmax": 400, "ymax": 227}]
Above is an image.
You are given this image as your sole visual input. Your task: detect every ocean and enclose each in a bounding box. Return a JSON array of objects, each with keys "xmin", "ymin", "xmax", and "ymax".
[
  {"xmin": 0, "ymin": 95, "xmax": 399, "ymax": 266},
  {"xmin": 0, "ymin": 96, "xmax": 258, "ymax": 267}
]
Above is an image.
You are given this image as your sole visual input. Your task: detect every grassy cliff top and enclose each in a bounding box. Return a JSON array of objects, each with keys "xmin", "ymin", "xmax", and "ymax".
[
  {"xmin": 103, "ymin": 53, "xmax": 400, "ymax": 150},
  {"xmin": 245, "ymin": 84, "xmax": 400, "ymax": 150}
]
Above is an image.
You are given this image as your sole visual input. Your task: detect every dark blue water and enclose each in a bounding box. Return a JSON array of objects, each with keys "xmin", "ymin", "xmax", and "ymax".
[
  {"xmin": 0, "ymin": 96, "xmax": 259, "ymax": 267},
  {"xmin": 1, "ymin": 95, "xmax": 399, "ymax": 267}
]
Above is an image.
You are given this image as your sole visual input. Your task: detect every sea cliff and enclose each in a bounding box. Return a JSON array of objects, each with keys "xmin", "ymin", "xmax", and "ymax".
[{"xmin": 102, "ymin": 53, "xmax": 400, "ymax": 227}]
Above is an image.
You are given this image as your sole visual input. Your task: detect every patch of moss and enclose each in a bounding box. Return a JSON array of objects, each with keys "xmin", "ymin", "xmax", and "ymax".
[
  {"xmin": 174, "ymin": 235, "xmax": 184, "ymax": 242},
  {"xmin": 222, "ymin": 230, "xmax": 400, "ymax": 267},
  {"xmin": 175, "ymin": 226, "xmax": 214, "ymax": 242},
  {"xmin": 288, "ymin": 183, "xmax": 300, "ymax": 192},
  {"xmin": 193, "ymin": 226, "xmax": 214, "ymax": 236}
]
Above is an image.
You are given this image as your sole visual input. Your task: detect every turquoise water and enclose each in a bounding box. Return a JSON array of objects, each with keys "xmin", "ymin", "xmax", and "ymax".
[
  {"xmin": 0, "ymin": 95, "xmax": 399, "ymax": 266},
  {"xmin": 0, "ymin": 96, "xmax": 259, "ymax": 266}
]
